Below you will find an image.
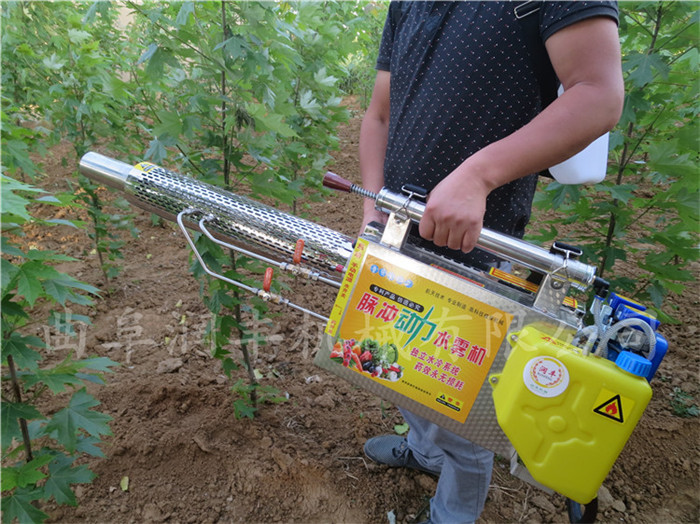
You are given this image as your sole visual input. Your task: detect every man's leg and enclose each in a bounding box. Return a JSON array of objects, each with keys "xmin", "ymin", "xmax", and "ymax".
[
  {"xmin": 363, "ymin": 408, "xmax": 443, "ymax": 476},
  {"xmin": 404, "ymin": 409, "xmax": 493, "ymax": 523},
  {"xmin": 428, "ymin": 433, "xmax": 493, "ymax": 524},
  {"xmin": 366, "ymin": 409, "xmax": 493, "ymax": 523},
  {"xmin": 401, "ymin": 408, "xmax": 445, "ymax": 474}
]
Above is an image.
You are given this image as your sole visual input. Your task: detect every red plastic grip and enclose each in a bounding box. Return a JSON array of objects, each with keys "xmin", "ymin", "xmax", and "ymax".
[
  {"xmin": 293, "ymin": 239, "xmax": 305, "ymax": 264},
  {"xmin": 263, "ymin": 267, "xmax": 274, "ymax": 292},
  {"xmin": 323, "ymin": 171, "xmax": 353, "ymax": 192}
]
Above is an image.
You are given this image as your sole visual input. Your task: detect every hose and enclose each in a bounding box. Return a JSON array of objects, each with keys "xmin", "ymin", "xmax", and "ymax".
[
  {"xmin": 573, "ymin": 325, "xmax": 599, "ymax": 356},
  {"xmin": 595, "ymin": 317, "xmax": 657, "ymax": 361},
  {"xmin": 591, "ymin": 297, "xmax": 608, "ymax": 336}
]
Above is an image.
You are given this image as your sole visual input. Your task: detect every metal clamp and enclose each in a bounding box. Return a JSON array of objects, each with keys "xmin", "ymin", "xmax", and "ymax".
[{"xmin": 396, "ymin": 184, "xmax": 428, "ymax": 221}]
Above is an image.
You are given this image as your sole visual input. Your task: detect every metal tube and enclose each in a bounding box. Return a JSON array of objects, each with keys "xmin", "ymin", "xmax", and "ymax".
[
  {"xmin": 79, "ymin": 152, "xmax": 131, "ymax": 190},
  {"xmin": 197, "ymin": 216, "xmax": 341, "ymax": 289},
  {"xmin": 375, "ymin": 188, "xmax": 596, "ymax": 288}
]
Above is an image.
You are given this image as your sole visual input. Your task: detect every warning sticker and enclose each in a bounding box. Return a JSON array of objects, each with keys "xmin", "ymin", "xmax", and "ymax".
[
  {"xmin": 593, "ymin": 389, "xmax": 633, "ymax": 424},
  {"xmin": 436, "ymin": 392, "xmax": 463, "ymax": 412}
]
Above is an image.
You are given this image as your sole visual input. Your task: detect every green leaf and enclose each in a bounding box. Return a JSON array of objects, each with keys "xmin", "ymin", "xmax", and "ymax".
[
  {"xmin": 45, "ymin": 218, "xmax": 82, "ymax": 228},
  {"xmin": 2, "ymin": 332, "xmax": 44, "ymax": 370},
  {"xmin": 75, "ymin": 435, "xmax": 106, "ymax": 458},
  {"xmin": 153, "ymin": 110, "xmax": 184, "ymax": 139},
  {"xmin": 44, "ymin": 455, "xmax": 96, "ymax": 506},
  {"xmin": 68, "ymin": 29, "xmax": 91, "ymax": 45},
  {"xmin": 136, "ymin": 43, "xmax": 158, "ymax": 65},
  {"xmin": 1, "ymin": 236, "xmax": 26, "ymax": 258},
  {"xmin": 624, "ymin": 51, "xmax": 669, "ymax": 87},
  {"xmin": 42, "ymin": 275, "xmax": 99, "ymax": 306},
  {"xmin": 313, "ymin": 66, "xmax": 338, "ymax": 87},
  {"xmin": 598, "ymin": 183, "xmax": 637, "ymax": 204},
  {"xmin": 145, "ymin": 137, "xmax": 169, "ymax": 164},
  {"xmin": 22, "ymin": 370, "xmax": 85, "ymax": 394},
  {"xmin": 2, "ymin": 141, "xmax": 37, "ymax": 178},
  {"xmin": 0, "ymin": 295, "xmax": 29, "ymax": 319},
  {"xmin": 23, "ymin": 250, "xmax": 76, "ymax": 262},
  {"xmin": 175, "ymin": 1, "xmax": 195, "ymax": 26},
  {"xmin": 1, "ymin": 258, "xmax": 21, "ymax": 296},
  {"xmin": 299, "ymin": 90, "xmax": 321, "ymax": 117},
  {"xmin": 232, "ymin": 399, "xmax": 257, "ymax": 419},
  {"xmin": 1, "ymin": 467, "xmax": 18, "ymax": 491},
  {"xmin": 544, "ymin": 182, "xmax": 581, "ymax": 209},
  {"xmin": 42, "ymin": 53, "xmax": 66, "ymax": 71},
  {"xmin": 247, "ymin": 103, "xmax": 297, "ymax": 138},
  {"xmin": 1, "ymin": 401, "xmax": 43, "ymax": 451},
  {"xmin": 16, "ymin": 268, "xmax": 45, "ymax": 307},
  {"xmin": 80, "ymin": 356, "xmax": 120, "ymax": 373},
  {"xmin": 647, "ymin": 143, "xmax": 697, "ymax": 179},
  {"xmin": 13, "ymin": 455, "xmax": 54, "ymax": 489},
  {"xmin": 1, "ymin": 487, "xmax": 49, "ymax": 524},
  {"xmin": 145, "ymin": 46, "xmax": 179, "ymax": 78},
  {"xmin": 83, "ymin": 1, "xmax": 100, "ymax": 24},
  {"xmin": 394, "ymin": 422, "xmax": 410, "ymax": 435},
  {"xmin": 1, "ymin": 185, "xmax": 33, "ymax": 222},
  {"xmin": 43, "ymin": 389, "xmax": 112, "ymax": 453}
]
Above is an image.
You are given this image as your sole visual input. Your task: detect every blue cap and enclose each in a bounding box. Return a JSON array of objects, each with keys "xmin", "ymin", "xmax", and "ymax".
[{"xmin": 615, "ymin": 351, "xmax": 652, "ymax": 378}]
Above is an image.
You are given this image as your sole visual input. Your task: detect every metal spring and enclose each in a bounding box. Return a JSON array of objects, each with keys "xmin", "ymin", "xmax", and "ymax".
[{"xmin": 351, "ymin": 184, "xmax": 377, "ymax": 200}]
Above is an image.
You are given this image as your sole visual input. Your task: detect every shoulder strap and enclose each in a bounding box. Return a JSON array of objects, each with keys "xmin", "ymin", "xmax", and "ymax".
[
  {"xmin": 390, "ymin": 1, "xmax": 408, "ymax": 28},
  {"xmin": 514, "ymin": 1, "xmax": 559, "ymax": 109},
  {"xmin": 515, "ymin": 1, "xmax": 559, "ymax": 179}
]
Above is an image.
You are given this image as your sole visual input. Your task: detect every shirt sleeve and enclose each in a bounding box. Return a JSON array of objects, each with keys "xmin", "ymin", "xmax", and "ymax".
[
  {"xmin": 540, "ymin": 1, "xmax": 619, "ymax": 42},
  {"xmin": 375, "ymin": 2, "xmax": 401, "ymax": 71}
]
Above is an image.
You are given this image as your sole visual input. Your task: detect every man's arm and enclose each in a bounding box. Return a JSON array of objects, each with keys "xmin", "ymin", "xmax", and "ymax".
[
  {"xmin": 419, "ymin": 16, "xmax": 625, "ymax": 253},
  {"xmin": 358, "ymin": 70, "xmax": 391, "ymax": 233}
]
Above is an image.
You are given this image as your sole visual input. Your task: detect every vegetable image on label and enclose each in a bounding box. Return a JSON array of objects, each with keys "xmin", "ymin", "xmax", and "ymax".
[
  {"xmin": 523, "ymin": 356, "xmax": 569, "ymax": 398},
  {"xmin": 330, "ymin": 337, "xmax": 404, "ymax": 382}
]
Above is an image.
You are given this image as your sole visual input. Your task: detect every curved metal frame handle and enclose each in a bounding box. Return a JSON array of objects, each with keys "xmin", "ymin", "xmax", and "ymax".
[{"xmin": 176, "ymin": 209, "xmax": 329, "ymax": 322}]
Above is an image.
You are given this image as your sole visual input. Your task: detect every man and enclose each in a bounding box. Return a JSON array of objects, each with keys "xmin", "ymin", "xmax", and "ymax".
[{"xmin": 359, "ymin": 2, "xmax": 624, "ymax": 523}]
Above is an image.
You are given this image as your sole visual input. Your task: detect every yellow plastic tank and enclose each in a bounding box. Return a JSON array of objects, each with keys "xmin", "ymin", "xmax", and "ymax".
[{"xmin": 490, "ymin": 324, "xmax": 652, "ymax": 503}]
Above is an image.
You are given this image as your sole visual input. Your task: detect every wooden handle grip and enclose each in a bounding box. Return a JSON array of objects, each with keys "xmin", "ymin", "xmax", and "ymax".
[{"xmin": 323, "ymin": 171, "xmax": 353, "ymax": 192}]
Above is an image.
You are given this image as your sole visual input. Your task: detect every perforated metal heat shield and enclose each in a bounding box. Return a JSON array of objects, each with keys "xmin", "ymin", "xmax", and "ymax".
[{"xmin": 121, "ymin": 162, "xmax": 353, "ymax": 275}]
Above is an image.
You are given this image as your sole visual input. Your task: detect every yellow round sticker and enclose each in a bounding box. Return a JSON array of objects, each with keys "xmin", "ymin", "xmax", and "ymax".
[{"xmin": 523, "ymin": 356, "xmax": 569, "ymax": 398}]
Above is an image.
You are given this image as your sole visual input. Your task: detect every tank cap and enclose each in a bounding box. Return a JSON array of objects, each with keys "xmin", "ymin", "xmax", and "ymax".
[{"xmin": 615, "ymin": 351, "xmax": 651, "ymax": 378}]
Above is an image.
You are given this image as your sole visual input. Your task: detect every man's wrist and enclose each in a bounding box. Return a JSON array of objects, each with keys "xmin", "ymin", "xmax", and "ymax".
[{"xmin": 455, "ymin": 151, "xmax": 503, "ymax": 194}]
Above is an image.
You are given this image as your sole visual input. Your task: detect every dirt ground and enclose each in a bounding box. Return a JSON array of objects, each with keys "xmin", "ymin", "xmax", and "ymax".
[{"xmin": 13, "ymin": 105, "xmax": 700, "ymax": 524}]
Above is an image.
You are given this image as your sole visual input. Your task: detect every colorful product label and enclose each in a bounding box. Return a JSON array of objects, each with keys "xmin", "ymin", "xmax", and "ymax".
[
  {"xmin": 134, "ymin": 161, "xmax": 157, "ymax": 172},
  {"xmin": 326, "ymin": 248, "xmax": 513, "ymax": 423}
]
